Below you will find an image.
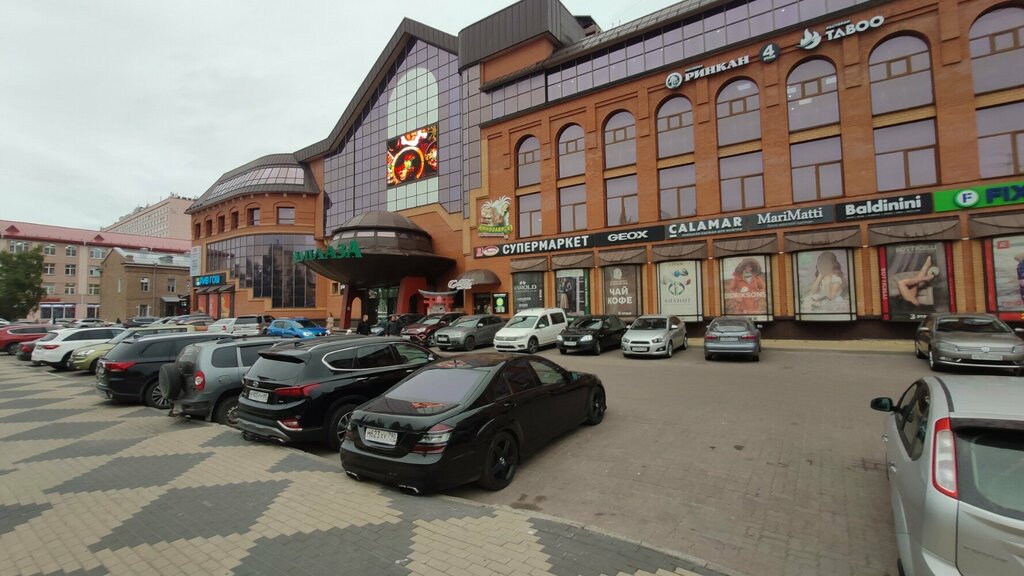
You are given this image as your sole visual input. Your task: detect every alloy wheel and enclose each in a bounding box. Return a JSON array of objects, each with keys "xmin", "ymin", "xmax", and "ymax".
[
  {"xmin": 336, "ymin": 412, "xmax": 352, "ymax": 445},
  {"xmin": 150, "ymin": 384, "xmax": 170, "ymax": 409},
  {"xmin": 586, "ymin": 388, "xmax": 605, "ymax": 425},
  {"xmin": 488, "ymin": 437, "xmax": 518, "ymax": 483},
  {"xmin": 527, "ymin": 338, "xmax": 538, "ymax": 354},
  {"xmin": 464, "ymin": 336, "xmax": 475, "ymax": 351}
]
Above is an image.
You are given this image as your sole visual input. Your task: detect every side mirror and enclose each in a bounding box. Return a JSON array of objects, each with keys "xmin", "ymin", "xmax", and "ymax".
[
  {"xmin": 870, "ymin": 397, "xmax": 894, "ymax": 412},
  {"xmin": 670, "ymin": 325, "xmax": 679, "ymax": 330},
  {"xmin": 427, "ymin": 355, "xmax": 436, "ymax": 362}
]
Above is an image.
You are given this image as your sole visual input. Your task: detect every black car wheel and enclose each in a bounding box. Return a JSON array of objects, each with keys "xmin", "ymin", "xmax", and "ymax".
[
  {"xmin": 682, "ymin": 335, "xmax": 688, "ymax": 350},
  {"xmin": 479, "ymin": 431, "xmax": 519, "ymax": 491},
  {"xmin": 928, "ymin": 348, "xmax": 943, "ymax": 372},
  {"xmin": 526, "ymin": 338, "xmax": 538, "ymax": 354},
  {"xmin": 705, "ymin": 352, "xmax": 713, "ymax": 361},
  {"xmin": 88, "ymin": 359, "xmax": 99, "ymax": 375},
  {"xmin": 464, "ymin": 336, "xmax": 475, "ymax": 351},
  {"xmin": 585, "ymin": 386, "xmax": 606, "ymax": 426},
  {"xmin": 665, "ymin": 343, "xmax": 673, "ymax": 358},
  {"xmin": 159, "ymin": 364, "xmax": 183, "ymax": 400},
  {"xmin": 752, "ymin": 353, "xmax": 760, "ymax": 362},
  {"xmin": 427, "ymin": 334, "xmax": 435, "ymax": 347},
  {"xmin": 327, "ymin": 403, "xmax": 358, "ymax": 450},
  {"xmin": 214, "ymin": 396, "xmax": 239, "ymax": 427},
  {"xmin": 559, "ymin": 348, "xmax": 566, "ymax": 355},
  {"xmin": 5, "ymin": 343, "xmax": 18, "ymax": 355},
  {"xmin": 52, "ymin": 352, "xmax": 71, "ymax": 371},
  {"xmin": 144, "ymin": 379, "xmax": 171, "ymax": 409},
  {"xmin": 592, "ymin": 341, "xmax": 602, "ymax": 355}
]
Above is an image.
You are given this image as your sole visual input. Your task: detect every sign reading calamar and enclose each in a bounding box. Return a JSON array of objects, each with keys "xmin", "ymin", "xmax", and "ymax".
[
  {"xmin": 933, "ymin": 180, "xmax": 1024, "ymax": 212},
  {"xmin": 293, "ymin": 240, "xmax": 363, "ymax": 263}
]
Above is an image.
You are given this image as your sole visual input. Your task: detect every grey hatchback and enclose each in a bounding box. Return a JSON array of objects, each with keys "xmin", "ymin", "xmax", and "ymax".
[
  {"xmin": 870, "ymin": 376, "xmax": 1024, "ymax": 576},
  {"xmin": 433, "ymin": 314, "xmax": 505, "ymax": 351},
  {"xmin": 703, "ymin": 317, "xmax": 762, "ymax": 361}
]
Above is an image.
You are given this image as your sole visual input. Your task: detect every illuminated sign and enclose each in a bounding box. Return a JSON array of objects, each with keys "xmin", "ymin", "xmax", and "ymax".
[
  {"xmin": 292, "ymin": 240, "xmax": 363, "ymax": 263},
  {"xmin": 193, "ymin": 274, "xmax": 224, "ymax": 287},
  {"xmin": 386, "ymin": 124, "xmax": 438, "ymax": 187},
  {"xmin": 799, "ymin": 15, "xmax": 885, "ymax": 50}
]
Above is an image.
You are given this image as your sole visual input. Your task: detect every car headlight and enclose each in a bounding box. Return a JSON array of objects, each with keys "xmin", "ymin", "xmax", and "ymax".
[
  {"xmin": 78, "ymin": 349, "xmax": 94, "ymax": 357},
  {"xmin": 621, "ymin": 337, "xmax": 630, "ymax": 344},
  {"xmin": 651, "ymin": 337, "xmax": 665, "ymax": 344},
  {"xmin": 1013, "ymin": 345, "xmax": 1024, "ymax": 354},
  {"xmin": 302, "ymin": 331, "xmax": 314, "ymax": 337},
  {"xmin": 935, "ymin": 342, "xmax": 958, "ymax": 352},
  {"xmin": 556, "ymin": 335, "xmax": 563, "ymax": 341},
  {"xmin": 580, "ymin": 335, "xmax": 593, "ymax": 342}
]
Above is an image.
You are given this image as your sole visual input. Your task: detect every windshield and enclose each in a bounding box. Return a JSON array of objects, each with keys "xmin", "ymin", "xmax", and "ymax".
[
  {"xmin": 956, "ymin": 427, "xmax": 1024, "ymax": 520},
  {"xmin": 711, "ymin": 321, "xmax": 750, "ymax": 333},
  {"xmin": 376, "ymin": 367, "xmax": 488, "ymax": 415},
  {"xmin": 505, "ymin": 315, "xmax": 537, "ymax": 329},
  {"xmin": 936, "ymin": 318, "xmax": 1009, "ymax": 333},
  {"xmin": 451, "ymin": 316, "xmax": 478, "ymax": 327},
  {"xmin": 421, "ymin": 318, "xmax": 442, "ymax": 326},
  {"xmin": 570, "ymin": 317, "xmax": 603, "ymax": 330},
  {"xmin": 295, "ymin": 320, "xmax": 318, "ymax": 328},
  {"xmin": 631, "ymin": 317, "xmax": 666, "ymax": 330}
]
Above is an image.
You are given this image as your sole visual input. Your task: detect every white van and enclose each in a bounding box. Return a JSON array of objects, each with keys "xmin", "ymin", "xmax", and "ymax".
[{"xmin": 493, "ymin": 308, "xmax": 568, "ymax": 353}]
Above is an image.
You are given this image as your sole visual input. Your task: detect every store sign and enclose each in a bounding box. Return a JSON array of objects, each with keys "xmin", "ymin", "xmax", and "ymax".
[
  {"xmin": 447, "ymin": 278, "xmax": 474, "ymax": 290},
  {"xmin": 292, "ymin": 240, "xmax": 363, "ymax": 264},
  {"xmin": 836, "ymin": 194, "xmax": 933, "ymax": 221},
  {"xmin": 193, "ymin": 274, "xmax": 224, "ymax": 287},
  {"xmin": 475, "ymin": 234, "xmax": 593, "ymax": 258},
  {"xmin": 657, "ymin": 261, "xmax": 701, "ymax": 319},
  {"xmin": 748, "ymin": 205, "xmax": 835, "ymax": 230},
  {"xmin": 881, "ymin": 242, "xmax": 952, "ymax": 321},
  {"xmin": 512, "ymin": 273, "xmax": 544, "ymax": 313},
  {"xmin": 594, "ymin": 225, "xmax": 665, "ymax": 247},
  {"xmin": 189, "ymin": 246, "xmax": 201, "ymax": 277},
  {"xmin": 491, "ymin": 293, "xmax": 509, "ymax": 315},
  {"xmin": 799, "ymin": 15, "xmax": 885, "ymax": 50},
  {"xmin": 933, "ymin": 180, "xmax": 1024, "ymax": 212},
  {"xmin": 478, "ymin": 196, "xmax": 513, "ymax": 237},
  {"xmin": 666, "ymin": 216, "xmax": 746, "ymax": 239},
  {"xmin": 793, "ymin": 249, "xmax": 856, "ymax": 321},
  {"xmin": 721, "ymin": 255, "xmax": 771, "ymax": 320},
  {"xmin": 671, "ymin": 54, "xmax": 752, "ymax": 85}
]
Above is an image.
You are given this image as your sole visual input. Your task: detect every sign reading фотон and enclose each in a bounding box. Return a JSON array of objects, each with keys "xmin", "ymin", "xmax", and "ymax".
[
  {"xmin": 193, "ymin": 274, "xmax": 225, "ymax": 287},
  {"xmin": 292, "ymin": 240, "xmax": 363, "ymax": 264}
]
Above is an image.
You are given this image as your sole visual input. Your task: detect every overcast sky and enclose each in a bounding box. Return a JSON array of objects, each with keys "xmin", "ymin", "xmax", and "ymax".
[{"xmin": 0, "ymin": 0, "xmax": 678, "ymax": 231}]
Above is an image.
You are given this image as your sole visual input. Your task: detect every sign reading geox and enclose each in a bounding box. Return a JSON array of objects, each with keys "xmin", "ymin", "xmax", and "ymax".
[
  {"xmin": 748, "ymin": 205, "xmax": 835, "ymax": 230},
  {"xmin": 798, "ymin": 15, "xmax": 885, "ymax": 50},
  {"xmin": 836, "ymin": 194, "xmax": 933, "ymax": 221},
  {"xmin": 292, "ymin": 240, "xmax": 363, "ymax": 263},
  {"xmin": 594, "ymin": 226, "xmax": 665, "ymax": 247}
]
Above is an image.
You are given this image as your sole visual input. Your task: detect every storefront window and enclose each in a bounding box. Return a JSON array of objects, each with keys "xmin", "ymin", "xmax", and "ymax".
[
  {"xmin": 984, "ymin": 235, "xmax": 1024, "ymax": 320},
  {"xmin": 793, "ymin": 250, "xmax": 856, "ymax": 321},
  {"xmin": 205, "ymin": 234, "xmax": 317, "ymax": 308},
  {"xmin": 720, "ymin": 255, "xmax": 772, "ymax": 320},
  {"xmin": 602, "ymin": 265, "xmax": 641, "ymax": 318},
  {"xmin": 473, "ymin": 293, "xmax": 493, "ymax": 314},
  {"xmin": 512, "ymin": 273, "xmax": 544, "ymax": 312},
  {"xmin": 881, "ymin": 242, "xmax": 953, "ymax": 321},
  {"xmin": 657, "ymin": 261, "xmax": 702, "ymax": 321},
  {"xmin": 556, "ymin": 269, "xmax": 590, "ymax": 315}
]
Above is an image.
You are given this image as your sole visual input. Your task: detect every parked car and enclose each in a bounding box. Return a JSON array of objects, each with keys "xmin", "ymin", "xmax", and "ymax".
[
  {"xmin": 556, "ymin": 315, "xmax": 627, "ymax": 355},
  {"xmin": 266, "ymin": 318, "xmax": 329, "ymax": 339},
  {"xmin": 234, "ymin": 314, "xmax": 275, "ymax": 336},
  {"xmin": 0, "ymin": 317, "xmax": 9, "ymax": 326},
  {"xmin": 914, "ymin": 313, "xmax": 1024, "ymax": 375},
  {"xmin": 175, "ymin": 314, "xmax": 214, "ymax": 325},
  {"xmin": 703, "ymin": 317, "xmax": 762, "ymax": 361},
  {"xmin": 207, "ymin": 318, "xmax": 237, "ymax": 333},
  {"xmin": 621, "ymin": 315, "xmax": 687, "ymax": 358},
  {"xmin": 95, "ymin": 332, "xmax": 225, "ymax": 408},
  {"xmin": 493, "ymin": 308, "xmax": 568, "ymax": 354},
  {"xmin": 69, "ymin": 324, "xmax": 195, "ymax": 373},
  {"xmin": 236, "ymin": 336, "xmax": 436, "ymax": 449},
  {"xmin": 30, "ymin": 327, "xmax": 125, "ymax": 369},
  {"xmin": 370, "ymin": 313, "xmax": 424, "ymax": 336},
  {"xmin": 65, "ymin": 318, "xmax": 107, "ymax": 328},
  {"xmin": 870, "ymin": 376, "xmax": 1024, "ymax": 576},
  {"xmin": 434, "ymin": 315, "xmax": 505, "ymax": 351},
  {"xmin": 16, "ymin": 340, "xmax": 38, "ymax": 362},
  {"xmin": 165, "ymin": 336, "xmax": 282, "ymax": 426},
  {"xmin": 341, "ymin": 353, "xmax": 606, "ymax": 493},
  {"xmin": 401, "ymin": 312, "xmax": 465, "ymax": 345},
  {"xmin": 124, "ymin": 316, "xmax": 159, "ymax": 327},
  {"xmin": 0, "ymin": 324, "xmax": 52, "ymax": 355}
]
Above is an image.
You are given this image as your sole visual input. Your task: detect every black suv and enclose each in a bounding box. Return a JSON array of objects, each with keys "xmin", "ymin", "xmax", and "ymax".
[
  {"xmin": 237, "ymin": 336, "xmax": 436, "ymax": 449},
  {"xmin": 96, "ymin": 332, "xmax": 226, "ymax": 408}
]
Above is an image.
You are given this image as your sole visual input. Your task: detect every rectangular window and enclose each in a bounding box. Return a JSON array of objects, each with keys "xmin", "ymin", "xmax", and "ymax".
[
  {"xmin": 139, "ymin": 304, "xmax": 150, "ymax": 316},
  {"xmin": 89, "ymin": 266, "xmax": 102, "ymax": 277},
  {"xmin": 205, "ymin": 220, "xmax": 213, "ymax": 236},
  {"xmin": 874, "ymin": 119, "xmax": 937, "ymax": 192},
  {"xmin": 8, "ymin": 241, "xmax": 29, "ymax": 253},
  {"xmin": 602, "ymin": 265, "xmax": 641, "ymax": 317},
  {"xmin": 117, "ymin": 278, "xmax": 122, "ymax": 293},
  {"xmin": 559, "ymin": 185, "xmax": 587, "ymax": 232},
  {"xmin": 248, "ymin": 208, "xmax": 261, "ymax": 226},
  {"xmin": 605, "ymin": 174, "xmax": 639, "ymax": 226},
  {"xmin": 977, "ymin": 102, "xmax": 1024, "ymax": 178},
  {"xmin": 64, "ymin": 284, "xmax": 76, "ymax": 295},
  {"xmin": 658, "ymin": 164, "xmax": 696, "ymax": 219},
  {"xmin": 89, "ymin": 247, "xmax": 104, "ymax": 259},
  {"xmin": 518, "ymin": 193, "xmax": 542, "ymax": 238},
  {"xmin": 194, "ymin": 223, "xmax": 201, "ymax": 239},
  {"xmin": 88, "ymin": 284, "xmax": 101, "ymax": 296},
  {"xmin": 230, "ymin": 211, "xmax": 239, "ymax": 229},
  {"xmin": 882, "ymin": 242, "xmax": 952, "ymax": 321},
  {"xmin": 791, "ymin": 136, "xmax": 843, "ymax": 202},
  {"xmin": 792, "ymin": 249, "xmax": 856, "ymax": 321},
  {"xmin": 65, "ymin": 264, "xmax": 77, "ymax": 276},
  {"xmin": 330, "ymin": 282, "xmax": 341, "ymax": 295},
  {"xmin": 167, "ymin": 278, "xmax": 177, "ymax": 293},
  {"xmin": 720, "ymin": 255, "xmax": 772, "ymax": 320},
  {"xmin": 555, "ymin": 269, "xmax": 590, "ymax": 315},
  {"xmin": 65, "ymin": 245, "xmax": 77, "ymax": 257},
  {"xmin": 512, "ymin": 272, "xmax": 545, "ymax": 312},
  {"xmin": 44, "ymin": 263, "xmax": 55, "ymax": 275},
  {"xmin": 277, "ymin": 207, "xmax": 295, "ymax": 225},
  {"xmin": 43, "ymin": 284, "xmax": 54, "ymax": 295},
  {"xmin": 719, "ymin": 152, "xmax": 764, "ymax": 211},
  {"xmin": 140, "ymin": 277, "xmax": 150, "ymax": 292},
  {"xmin": 43, "ymin": 244, "xmax": 56, "ymax": 256},
  {"xmin": 217, "ymin": 215, "xmax": 226, "ymax": 233},
  {"xmin": 986, "ymin": 235, "xmax": 1024, "ymax": 316},
  {"xmin": 657, "ymin": 261, "xmax": 702, "ymax": 320}
]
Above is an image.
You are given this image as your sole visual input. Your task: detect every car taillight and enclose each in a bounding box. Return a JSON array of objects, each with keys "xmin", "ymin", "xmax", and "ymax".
[
  {"xmin": 194, "ymin": 371, "xmax": 205, "ymax": 391},
  {"xmin": 278, "ymin": 418, "xmax": 302, "ymax": 431},
  {"xmin": 20, "ymin": 344, "xmax": 30, "ymax": 352},
  {"xmin": 275, "ymin": 383, "xmax": 320, "ymax": 399},
  {"xmin": 413, "ymin": 424, "xmax": 453, "ymax": 454},
  {"xmin": 704, "ymin": 334, "xmax": 718, "ymax": 340},
  {"xmin": 741, "ymin": 334, "xmax": 757, "ymax": 340},
  {"xmin": 41, "ymin": 344, "xmax": 59, "ymax": 350},
  {"xmin": 932, "ymin": 417, "xmax": 958, "ymax": 499},
  {"xmin": 105, "ymin": 361, "xmax": 136, "ymax": 372}
]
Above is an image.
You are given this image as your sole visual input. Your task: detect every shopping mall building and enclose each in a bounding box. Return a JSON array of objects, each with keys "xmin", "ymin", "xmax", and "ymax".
[{"xmin": 187, "ymin": 0, "xmax": 1024, "ymax": 337}]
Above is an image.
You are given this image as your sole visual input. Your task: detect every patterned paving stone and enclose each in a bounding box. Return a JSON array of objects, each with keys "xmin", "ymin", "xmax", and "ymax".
[
  {"xmin": 267, "ymin": 452, "xmax": 339, "ymax": 474},
  {"xmin": 201, "ymin": 428, "xmax": 253, "ymax": 448},
  {"xmin": 531, "ymin": 517, "xmax": 686, "ymax": 576},
  {"xmin": 0, "ymin": 407, "xmax": 81, "ymax": 424},
  {"xmin": 0, "ymin": 502, "xmax": 52, "ymax": 535},
  {"xmin": 47, "ymin": 452, "xmax": 212, "ymax": 494},
  {"xmin": 0, "ymin": 396, "xmax": 65, "ymax": 409},
  {"xmin": 116, "ymin": 407, "xmax": 161, "ymax": 418},
  {"xmin": 2, "ymin": 420, "xmax": 111, "ymax": 441},
  {"xmin": 39, "ymin": 567, "xmax": 108, "ymax": 576},
  {"xmin": 236, "ymin": 525, "xmax": 411, "ymax": 576},
  {"xmin": 17, "ymin": 436, "xmax": 149, "ymax": 464}
]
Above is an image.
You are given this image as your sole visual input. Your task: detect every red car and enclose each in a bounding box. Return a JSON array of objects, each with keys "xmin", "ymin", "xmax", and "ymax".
[
  {"xmin": 0, "ymin": 324, "xmax": 52, "ymax": 355},
  {"xmin": 400, "ymin": 312, "xmax": 464, "ymax": 345}
]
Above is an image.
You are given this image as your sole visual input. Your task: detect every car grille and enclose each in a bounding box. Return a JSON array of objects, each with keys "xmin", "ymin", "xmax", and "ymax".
[
  {"xmin": 955, "ymin": 344, "xmax": 1015, "ymax": 353},
  {"xmin": 627, "ymin": 340, "xmax": 650, "ymax": 345},
  {"xmin": 495, "ymin": 335, "xmax": 518, "ymax": 342}
]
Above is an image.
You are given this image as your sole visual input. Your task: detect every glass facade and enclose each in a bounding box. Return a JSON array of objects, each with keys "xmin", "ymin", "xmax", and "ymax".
[
  {"xmin": 206, "ymin": 234, "xmax": 318, "ymax": 308},
  {"xmin": 208, "ymin": 167, "xmax": 304, "ymax": 200}
]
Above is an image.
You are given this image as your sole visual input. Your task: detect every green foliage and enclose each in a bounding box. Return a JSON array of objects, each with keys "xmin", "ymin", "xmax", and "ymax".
[{"xmin": 0, "ymin": 247, "xmax": 48, "ymax": 320}]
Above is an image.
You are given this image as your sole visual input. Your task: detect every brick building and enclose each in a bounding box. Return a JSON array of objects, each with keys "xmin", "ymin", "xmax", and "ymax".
[
  {"xmin": 99, "ymin": 248, "xmax": 191, "ymax": 321},
  {"xmin": 102, "ymin": 195, "xmax": 194, "ymax": 241}
]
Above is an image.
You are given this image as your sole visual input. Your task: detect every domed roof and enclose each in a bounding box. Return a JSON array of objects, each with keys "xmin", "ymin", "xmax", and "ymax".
[{"xmin": 334, "ymin": 211, "xmax": 427, "ymax": 234}]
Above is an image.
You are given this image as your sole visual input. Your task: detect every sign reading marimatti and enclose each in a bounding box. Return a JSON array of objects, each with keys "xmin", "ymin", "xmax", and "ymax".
[{"xmin": 293, "ymin": 240, "xmax": 363, "ymax": 263}]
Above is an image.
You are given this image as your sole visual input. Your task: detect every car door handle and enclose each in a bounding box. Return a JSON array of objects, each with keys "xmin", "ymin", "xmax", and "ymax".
[
  {"xmin": 881, "ymin": 434, "xmax": 889, "ymax": 443},
  {"xmin": 888, "ymin": 462, "xmax": 897, "ymax": 474},
  {"xmin": 502, "ymin": 400, "xmax": 517, "ymax": 408},
  {"xmin": 405, "ymin": 368, "xmax": 415, "ymax": 373}
]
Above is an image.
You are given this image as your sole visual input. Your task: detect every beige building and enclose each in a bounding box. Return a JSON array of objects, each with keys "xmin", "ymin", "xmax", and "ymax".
[
  {"xmin": 100, "ymin": 248, "xmax": 191, "ymax": 321},
  {"xmin": 102, "ymin": 195, "xmax": 193, "ymax": 240}
]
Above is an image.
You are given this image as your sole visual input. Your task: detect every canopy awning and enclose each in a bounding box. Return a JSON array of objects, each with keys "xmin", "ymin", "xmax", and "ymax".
[
  {"xmin": 551, "ymin": 252, "xmax": 595, "ymax": 270},
  {"xmin": 160, "ymin": 296, "xmax": 181, "ymax": 303},
  {"xmin": 651, "ymin": 241, "xmax": 707, "ymax": 262},
  {"xmin": 783, "ymin": 227, "xmax": 861, "ymax": 252},
  {"xmin": 712, "ymin": 234, "xmax": 778, "ymax": 257},
  {"xmin": 968, "ymin": 210, "xmax": 1024, "ymax": 238},
  {"xmin": 454, "ymin": 268, "xmax": 501, "ymax": 285},
  {"xmin": 868, "ymin": 218, "xmax": 961, "ymax": 246}
]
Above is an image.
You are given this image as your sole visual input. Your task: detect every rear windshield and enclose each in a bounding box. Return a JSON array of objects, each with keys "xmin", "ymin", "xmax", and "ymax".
[
  {"xmin": 631, "ymin": 318, "xmax": 666, "ymax": 330},
  {"xmin": 956, "ymin": 427, "xmax": 1024, "ymax": 520},
  {"xmin": 570, "ymin": 317, "xmax": 603, "ymax": 330},
  {"xmin": 36, "ymin": 332, "xmax": 57, "ymax": 343},
  {"xmin": 421, "ymin": 317, "xmax": 442, "ymax": 326},
  {"xmin": 249, "ymin": 353, "xmax": 306, "ymax": 382},
  {"xmin": 235, "ymin": 317, "xmax": 257, "ymax": 325},
  {"xmin": 711, "ymin": 321, "xmax": 749, "ymax": 333},
  {"xmin": 936, "ymin": 318, "xmax": 1010, "ymax": 333},
  {"xmin": 506, "ymin": 315, "xmax": 537, "ymax": 328},
  {"xmin": 377, "ymin": 368, "xmax": 487, "ymax": 415}
]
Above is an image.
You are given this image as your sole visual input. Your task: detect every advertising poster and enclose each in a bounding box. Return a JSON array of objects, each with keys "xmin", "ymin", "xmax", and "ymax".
[
  {"xmin": 491, "ymin": 293, "xmax": 509, "ymax": 315},
  {"xmin": 478, "ymin": 196, "xmax": 513, "ymax": 237},
  {"xmin": 657, "ymin": 261, "xmax": 702, "ymax": 320},
  {"xmin": 881, "ymin": 242, "xmax": 952, "ymax": 321},
  {"xmin": 511, "ymin": 273, "xmax": 544, "ymax": 313},
  {"xmin": 720, "ymin": 255, "xmax": 772, "ymax": 320},
  {"xmin": 386, "ymin": 124, "xmax": 438, "ymax": 187},
  {"xmin": 555, "ymin": 269, "xmax": 590, "ymax": 315},
  {"xmin": 603, "ymin": 266, "xmax": 640, "ymax": 317},
  {"xmin": 793, "ymin": 250, "xmax": 856, "ymax": 321},
  {"xmin": 986, "ymin": 235, "xmax": 1024, "ymax": 320}
]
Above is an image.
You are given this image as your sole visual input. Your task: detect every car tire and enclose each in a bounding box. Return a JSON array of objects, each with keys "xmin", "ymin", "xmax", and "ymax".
[
  {"xmin": 585, "ymin": 386, "xmax": 606, "ymax": 426},
  {"xmin": 53, "ymin": 352, "xmax": 72, "ymax": 371},
  {"xmin": 558, "ymin": 348, "xmax": 566, "ymax": 355},
  {"xmin": 159, "ymin": 363, "xmax": 183, "ymax": 400},
  {"xmin": 705, "ymin": 353, "xmax": 713, "ymax": 361},
  {"xmin": 326, "ymin": 403, "xmax": 358, "ymax": 451},
  {"xmin": 682, "ymin": 335, "xmax": 688, "ymax": 350},
  {"xmin": 897, "ymin": 558, "xmax": 906, "ymax": 576},
  {"xmin": 213, "ymin": 396, "xmax": 239, "ymax": 427},
  {"xmin": 928, "ymin": 348, "xmax": 942, "ymax": 372},
  {"xmin": 665, "ymin": 343, "xmax": 673, "ymax": 358},
  {"xmin": 752, "ymin": 354, "xmax": 760, "ymax": 362},
  {"xmin": 915, "ymin": 342, "xmax": 925, "ymax": 359},
  {"xmin": 592, "ymin": 341, "xmax": 602, "ymax": 355},
  {"xmin": 5, "ymin": 343, "xmax": 18, "ymax": 355},
  {"xmin": 464, "ymin": 336, "xmax": 475, "ymax": 351},
  {"xmin": 88, "ymin": 359, "xmax": 99, "ymax": 375},
  {"xmin": 439, "ymin": 346, "xmax": 450, "ymax": 352},
  {"xmin": 144, "ymin": 379, "xmax": 171, "ymax": 409},
  {"xmin": 478, "ymin": 431, "xmax": 519, "ymax": 491},
  {"xmin": 427, "ymin": 334, "xmax": 435, "ymax": 347},
  {"xmin": 526, "ymin": 338, "xmax": 538, "ymax": 354}
]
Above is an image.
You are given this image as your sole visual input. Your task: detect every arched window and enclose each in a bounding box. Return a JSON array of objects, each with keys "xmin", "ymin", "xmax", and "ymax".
[
  {"xmin": 603, "ymin": 111, "xmax": 636, "ymax": 168},
  {"xmin": 787, "ymin": 59, "xmax": 839, "ymax": 131},
  {"xmin": 869, "ymin": 36, "xmax": 933, "ymax": 115},
  {"xmin": 969, "ymin": 7, "xmax": 1024, "ymax": 94},
  {"xmin": 516, "ymin": 136, "xmax": 540, "ymax": 187},
  {"xmin": 557, "ymin": 124, "xmax": 585, "ymax": 178},
  {"xmin": 656, "ymin": 97, "xmax": 694, "ymax": 158},
  {"xmin": 716, "ymin": 79, "xmax": 760, "ymax": 146}
]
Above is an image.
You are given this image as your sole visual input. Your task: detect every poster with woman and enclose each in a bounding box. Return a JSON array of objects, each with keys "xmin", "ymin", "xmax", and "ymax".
[
  {"xmin": 794, "ymin": 250, "xmax": 856, "ymax": 321},
  {"xmin": 987, "ymin": 235, "xmax": 1024, "ymax": 317},
  {"xmin": 512, "ymin": 272, "xmax": 544, "ymax": 313},
  {"xmin": 602, "ymin": 266, "xmax": 640, "ymax": 317},
  {"xmin": 720, "ymin": 255, "xmax": 771, "ymax": 320},
  {"xmin": 555, "ymin": 269, "xmax": 589, "ymax": 315},
  {"xmin": 658, "ymin": 261, "xmax": 702, "ymax": 320},
  {"xmin": 882, "ymin": 242, "xmax": 952, "ymax": 321}
]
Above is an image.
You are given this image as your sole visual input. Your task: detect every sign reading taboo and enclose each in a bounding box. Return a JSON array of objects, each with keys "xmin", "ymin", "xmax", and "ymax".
[
  {"xmin": 881, "ymin": 242, "xmax": 953, "ymax": 322},
  {"xmin": 657, "ymin": 261, "xmax": 702, "ymax": 320},
  {"xmin": 555, "ymin": 269, "xmax": 590, "ymax": 315},
  {"xmin": 793, "ymin": 250, "xmax": 856, "ymax": 321},
  {"xmin": 720, "ymin": 255, "xmax": 772, "ymax": 321},
  {"xmin": 511, "ymin": 273, "xmax": 543, "ymax": 313},
  {"xmin": 603, "ymin": 266, "xmax": 641, "ymax": 318},
  {"xmin": 985, "ymin": 235, "xmax": 1024, "ymax": 320},
  {"xmin": 933, "ymin": 180, "xmax": 1024, "ymax": 212},
  {"xmin": 292, "ymin": 241, "xmax": 363, "ymax": 264}
]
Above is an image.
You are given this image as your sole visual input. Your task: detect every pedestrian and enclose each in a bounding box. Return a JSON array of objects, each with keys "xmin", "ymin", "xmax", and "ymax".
[
  {"xmin": 356, "ymin": 314, "xmax": 371, "ymax": 335},
  {"xmin": 386, "ymin": 314, "xmax": 401, "ymax": 336},
  {"xmin": 115, "ymin": 317, "xmax": 121, "ymax": 327},
  {"xmin": 325, "ymin": 312, "xmax": 335, "ymax": 332}
]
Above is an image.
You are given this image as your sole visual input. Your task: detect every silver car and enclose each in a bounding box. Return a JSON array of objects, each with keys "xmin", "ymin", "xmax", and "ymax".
[
  {"xmin": 870, "ymin": 376, "xmax": 1024, "ymax": 576},
  {"xmin": 703, "ymin": 317, "xmax": 762, "ymax": 361},
  {"xmin": 620, "ymin": 315, "xmax": 687, "ymax": 358},
  {"xmin": 914, "ymin": 313, "xmax": 1024, "ymax": 375},
  {"xmin": 433, "ymin": 314, "xmax": 505, "ymax": 351}
]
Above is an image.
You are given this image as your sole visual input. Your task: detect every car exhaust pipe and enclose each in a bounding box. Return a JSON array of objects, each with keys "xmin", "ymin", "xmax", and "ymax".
[
  {"xmin": 398, "ymin": 484, "xmax": 420, "ymax": 495},
  {"xmin": 345, "ymin": 471, "xmax": 361, "ymax": 481}
]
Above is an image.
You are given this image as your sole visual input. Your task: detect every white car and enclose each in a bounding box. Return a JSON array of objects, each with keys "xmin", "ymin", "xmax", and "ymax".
[
  {"xmin": 207, "ymin": 318, "xmax": 237, "ymax": 333},
  {"xmin": 493, "ymin": 308, "xmax": 568, "ymax": 354},
  {"xmin": 30, "ymin": 327, "xmax": 125, "ymax": 369}
]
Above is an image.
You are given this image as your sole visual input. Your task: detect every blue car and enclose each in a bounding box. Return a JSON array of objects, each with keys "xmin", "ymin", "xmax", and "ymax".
[{"xmin": 266, "ymin": 318, "xmax": 329, "ymax": 339}]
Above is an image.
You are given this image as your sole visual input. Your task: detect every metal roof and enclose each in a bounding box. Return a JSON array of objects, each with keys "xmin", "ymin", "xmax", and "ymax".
[
  {"xmin": 457, "ymin": 0, "xmax": 585, "ymax": 67},
  {"xmin": 187, "ymin": 153, "xmax": 318, "ymax": 214},
  {"xmin": 112, "ymin": 247, "xmax": 190, "ymax": 268}
]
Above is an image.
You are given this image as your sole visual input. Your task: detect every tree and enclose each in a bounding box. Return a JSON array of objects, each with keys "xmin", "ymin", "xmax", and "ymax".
[{"xmin": 0, "ymin": 247, "xmax": 48, "ymax": 320}]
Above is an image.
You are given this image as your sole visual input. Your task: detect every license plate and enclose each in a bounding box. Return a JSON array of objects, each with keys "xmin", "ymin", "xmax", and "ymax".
[
  {"xmin": 971, "ymin": 353, "xmax": 1003, "ymax": 361},
  {"xmin": 364, "ymin": 428, "xmax": 398, "ymax": 446},
  {"xmin": 249, "ymin": 390, "xmax": 270, "ymax": 402},
  {"xmin": 631, "ymin": 346, "xmax": 648, "ymax": 352},
  {"xmin": 720, "ymin": 337, "xmax": 738, "ymax": 342},
  {"xmin": 564, "ymin": 341, "xmax": 576, "ymax": 346},
  {"xmin": 436, "ymin": 335, "xmax": 449, "ymax": 342},
  {"xmin": 402, "ymin": 335, "xmax": 412, "ymax": 340}
]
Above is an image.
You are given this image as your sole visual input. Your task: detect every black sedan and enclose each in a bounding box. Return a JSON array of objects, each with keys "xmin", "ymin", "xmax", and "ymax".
[
  {"xmin": 556, "ymin": 315, "xmax": 627, "ymax": 355},
  {"xmin": 340, "ymin": 353, "xmax": 605, "ymax": 493}
]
